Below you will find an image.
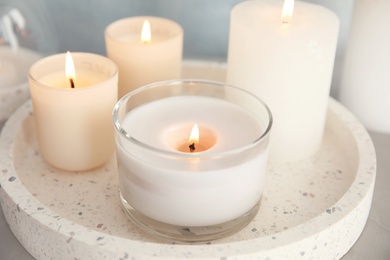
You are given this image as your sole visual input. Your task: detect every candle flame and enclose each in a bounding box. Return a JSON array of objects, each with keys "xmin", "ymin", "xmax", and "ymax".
[
  {"xmin": 65, "ymin": 51, "xmax": 76, "ymax": 87},
  {"xmin": 281, "ymin": 0, "xmax": 294, "ymax": 24},
  {"xmin": 141, "ymin": 20, "xmax": 151, "ymax": 44},
  {"xmin": 189, "ymin": 124, "xmax": 199, "ymax": 145}
]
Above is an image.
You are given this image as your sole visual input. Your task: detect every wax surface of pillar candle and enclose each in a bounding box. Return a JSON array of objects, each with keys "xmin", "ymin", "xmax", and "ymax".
[
  {"xmin": 29, "ymin": 52, "xmax": 118, "ymax": 171},
  {"xmin": 105, "ymin": 16, "xmax": 183, "ymax": 98},
  {"xmin": 227, "ymin": 0, "xmax": 339, "ymax": 162},
  {"xmin": 339, "ymin": 0, "xmax": 390, "ymax": 133}
]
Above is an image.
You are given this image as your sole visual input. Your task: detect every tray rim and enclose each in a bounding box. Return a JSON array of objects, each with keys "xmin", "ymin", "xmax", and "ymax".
[{"xmin": 0, "ymin": 62, "xmax": 377, "ymax": 259}]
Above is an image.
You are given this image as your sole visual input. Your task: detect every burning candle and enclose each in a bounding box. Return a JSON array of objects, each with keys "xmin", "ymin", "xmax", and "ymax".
[
  {"xmin": 227, "ymin": 0, "xmax": 339, "ymax": 162},
  {"xmin": 175, "ymin": 124, "xmax": 217, "ymax": 153},
  {"xmin": 29, "ymin": 52, "xmax": 118, "ymax": 171},
  {"xmin": 113, "ymin": 80, "xmax": 272, "ymax": 242},
  {"xmin": 188, "ymin": 124, "xmax": 200, "ymax": 152},
  {"xmin": 105, "ymin": 16, "xmax": 183, "ymax": 98}
]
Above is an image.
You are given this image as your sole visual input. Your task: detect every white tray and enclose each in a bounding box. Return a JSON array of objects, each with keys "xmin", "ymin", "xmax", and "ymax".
[{"xmin": 0, "ymin": 61, "xmax": 376, "ymax": 259}]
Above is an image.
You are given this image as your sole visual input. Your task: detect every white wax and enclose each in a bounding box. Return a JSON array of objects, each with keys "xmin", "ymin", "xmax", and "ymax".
[
  {"xmin": 227, "ymin": 0, "xmax": 339, "ymax": 162},
  {"xmin": 39, "ymin": 70, "xmax": 106, "ymax": 89},
  {"xmin": 29, "ymin": 53, "xmax": 118, "ymax": 171},
  {"xmin": 117, "ymin": 96, "xmax": 269, "ymax": 226},
  {"xmin": 339, "ymin": 0, "xmax": 390, "ymax": 133},
  {"xmin": 105, "ymin": 16, "xmax": 183, "ymax": 98},
  {"xmin": 0, "ymin": 46, "xmax": 41, "ymax": 88}
]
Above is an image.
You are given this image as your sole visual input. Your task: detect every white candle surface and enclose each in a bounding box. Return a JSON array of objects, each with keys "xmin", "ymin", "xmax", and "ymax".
[
  {"xmin": 29, "ymin": 52, "xmax": 118, "ymax": 171},
  {"xmin": 116, "ymin": 96, "xmax": 269, "ymax": 226},
  {"xmin": 105, "ymin": 16, "xmax": 183, "ymax": 98},
  {"xmin": 227, "ymin": 0, "xmax": 339, "ymax": 162},
  {"xmin": 0, "ymin": 46, "xmax": 41, "ymax": 88},
  {"xmin": 39, "ymin": 70, "xmax": 106, "ymax": 89},
  {"xmin": 339, "ymin": 0, "xmax": 390, "ymax": 133}
]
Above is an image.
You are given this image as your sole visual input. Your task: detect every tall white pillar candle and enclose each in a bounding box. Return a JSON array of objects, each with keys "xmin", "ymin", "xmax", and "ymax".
[
  {"xmin": 227, "ymin": 0, "xmax": 339, "ymax": 162},
  {"xmin": 29, "ymin": 52, "xmax": 118, "ymax": 171},
  {"xmin": 339, "ymin": 0, "xmax": 390, "ymax": 133},
  {"xmin": 105, "ymin": 16, "xmax": 183, "ymax": 98}
]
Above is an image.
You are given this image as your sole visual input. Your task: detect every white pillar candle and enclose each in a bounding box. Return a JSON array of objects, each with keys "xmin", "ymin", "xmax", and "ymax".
[
  {"xmin": 0, "ymin": 46, "xmax": 41, "ymax": 88},
  {"xmin": 339, "ymin": 0, "xmax": 390, "ymax": 133},
  {"xmin": 29, "ymin": 52, "xmax": 118, "ymax": 171},
  {"xmin": 227, "ymin": 0, "xmax": 339, "ymax": 162},
  {"xmin": 113, "ymin": 80, "xmax": 272, "ymax": 240},
  {"xmin": 105, "ymin": 16, "xmax": 183, "ymax": 98}
]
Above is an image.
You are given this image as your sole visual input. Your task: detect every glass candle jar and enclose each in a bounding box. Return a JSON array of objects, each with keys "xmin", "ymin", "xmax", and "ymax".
[
  {"xmin": 29, "ymin": 52, "xmax": 118, "ymax": 171},
  {"xmin": 113, "ymin": 79, "xmax": 272, "ymax": 242}
]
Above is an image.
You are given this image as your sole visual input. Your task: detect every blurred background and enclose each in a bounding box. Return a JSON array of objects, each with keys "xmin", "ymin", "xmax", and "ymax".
[{"xmin": 0, "ymin": 0, "xmax": 354, "ymax": 97}]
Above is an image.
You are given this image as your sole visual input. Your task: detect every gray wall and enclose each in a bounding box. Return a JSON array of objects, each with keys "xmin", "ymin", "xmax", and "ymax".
[{"xmin": 3, "ymin": 0, "xmax": 355, "ymax": 96}]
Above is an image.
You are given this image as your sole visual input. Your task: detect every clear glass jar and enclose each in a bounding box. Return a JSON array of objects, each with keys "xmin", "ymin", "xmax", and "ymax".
[{"xmin": 113, "ymin": 79, "xmax": 272, "ymax": 242}]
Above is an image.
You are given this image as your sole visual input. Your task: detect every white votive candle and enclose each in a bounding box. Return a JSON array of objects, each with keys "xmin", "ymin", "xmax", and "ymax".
[
  {"xmin": 227, "ymin": 0, "xmax": 339, "ymax": 162},
  {"xmin": 113, "ymin": 80, "xmax": 272, "ymax": 241},
  {"xmin": 105, "ymin": 16, "xmax": 183, "ymax": 98},
  {"xmin": 29, "ymin": 52, "xmax": 118, "ymax": 171}
]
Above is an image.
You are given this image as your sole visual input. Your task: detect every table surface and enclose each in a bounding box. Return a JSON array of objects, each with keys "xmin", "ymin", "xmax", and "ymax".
[{"xmin": 0, "ymin": 128, "xmax": 389, "ymax": 260}]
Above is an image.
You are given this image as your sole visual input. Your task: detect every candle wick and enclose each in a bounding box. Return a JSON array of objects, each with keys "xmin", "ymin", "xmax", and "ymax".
[
  {"xmin": 70, "ymin": 78, "xmax": 75, "ymax": 88},
  {"xmin": 189, "ymin": 143, "xmax": 195, "ymax": 152}
]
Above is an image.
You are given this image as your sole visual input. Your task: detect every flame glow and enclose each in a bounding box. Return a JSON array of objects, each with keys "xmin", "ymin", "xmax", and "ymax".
[
  {"xmin": 65, "ymin": 51, "xmax": 76, "ymax": 81},
  {"xmin": 189, "ymin": 124, "xmax": 199, "ymax": 145},
  {"xmin": 141, "ymin": 20, "xmax": 151, "ymax": 43},
  {"xmin": 281, "ymin": 0, "xmax": 294, "ymax": 24}
]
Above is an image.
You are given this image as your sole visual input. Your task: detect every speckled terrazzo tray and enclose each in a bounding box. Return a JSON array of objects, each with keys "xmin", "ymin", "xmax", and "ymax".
[{"xmin": 0, "ymin": 62, "xmax": 376, "ymax": 259}]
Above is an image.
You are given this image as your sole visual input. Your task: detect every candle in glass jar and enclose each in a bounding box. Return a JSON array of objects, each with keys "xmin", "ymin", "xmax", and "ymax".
[
  {"xmin": 118, "ymin": 97, "xmax": 267, "ymax": 226},
  {"xmin": 113, "ymin": 80, "xmax": 272, "ymax": 232},
  {"xmin": 29, "ymin": 52, "xmax": 118, "ymax": 171},
  {"xmin": 105, "ymin": 16, "xmax": 183, "ymax": 98},
  {"xmin": 227, "ymin": 0, "xmax": 339, "ymax": 162}
]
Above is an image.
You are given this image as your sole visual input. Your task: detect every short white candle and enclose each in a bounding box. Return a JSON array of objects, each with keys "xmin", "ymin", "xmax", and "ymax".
[
  {"xmin": 0, "ymin": 46, "xmax": 41, "ymax": 88},
  {"xmin": 339, "ymin": 0, "xmax": 390, "ymax": 133},
  {"xmin": 227, "ymin": 0, "xmax": 339, "ymax": 162},
  {"xmin": 29, "ymin": 52, "xmax": 118, "ymax": 171},
  {"xmin": 114, "ymin": 81, "xmax": 272, "ymax": 230},
  {"xmin": 118, "ymin": 97, "xmax": 267, "ymax": 226},
  {"xmin": 105, "ymin": 16, "xmax": 183, "ymax": 98}
]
